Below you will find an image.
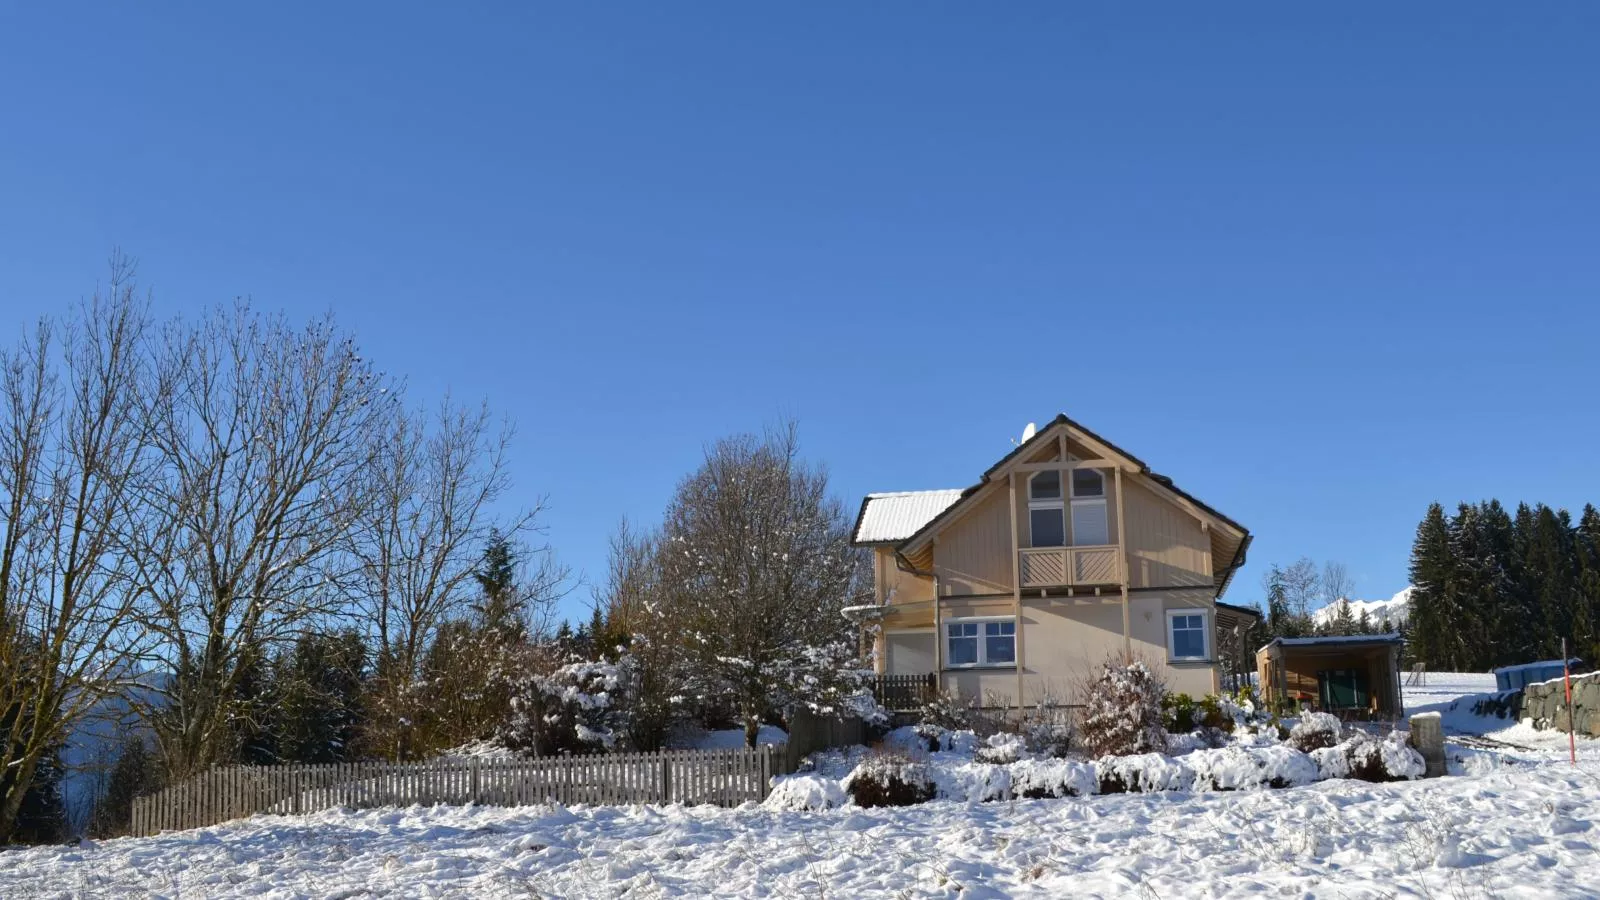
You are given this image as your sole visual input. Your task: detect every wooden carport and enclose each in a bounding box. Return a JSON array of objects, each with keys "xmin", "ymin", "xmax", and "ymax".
[{"xmin": 1256, "ymin": 634, "xmax": 1405, "ymax": 719}]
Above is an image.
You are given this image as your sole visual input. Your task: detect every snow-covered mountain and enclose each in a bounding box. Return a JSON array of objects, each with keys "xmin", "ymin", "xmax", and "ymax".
[{"xmin": 1311, "ymin": 587, "xmax": 1412, "ymax": 631}]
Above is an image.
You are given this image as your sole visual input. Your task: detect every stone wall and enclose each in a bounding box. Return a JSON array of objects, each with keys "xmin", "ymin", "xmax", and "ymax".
[{"xmin": 1521, "ymin": 671, "xmax": 1600, "ymax": 737}]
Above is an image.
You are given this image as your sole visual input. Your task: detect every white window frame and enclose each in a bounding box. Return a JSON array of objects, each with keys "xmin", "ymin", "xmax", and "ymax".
[
  {"xmin": 943, "ymin": 616, "xmax": 1017, "ymax": 669},
  {"xmin": 1166, "ymin": 609, "xmax": 1212, "ymax": 663},
  {"xmin": 1069, "ymin": 464, "xmax": 1109, "ymax": 546},
  {"xmin": 1026, "ymin": 470, "xmax": 1065, "ymax": 548}
]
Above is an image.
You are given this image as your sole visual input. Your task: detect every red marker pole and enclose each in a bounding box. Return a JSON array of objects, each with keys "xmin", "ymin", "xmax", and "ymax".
[{"xmin": 1563, "ymin": 638, "xmax": 1576, "ymax": 767}]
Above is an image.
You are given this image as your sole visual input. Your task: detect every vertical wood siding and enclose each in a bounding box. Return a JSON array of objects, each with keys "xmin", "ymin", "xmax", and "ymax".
[
  {"xmin": 934, "ymin": 487, "xmax": 1015, "ymax": 595},
  {"xmin": 1122, "ymin": 479, "xmax": 1212, "ymax": 588}
]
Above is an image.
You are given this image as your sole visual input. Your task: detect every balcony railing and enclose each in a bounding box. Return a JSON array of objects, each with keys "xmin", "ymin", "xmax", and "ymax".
[{"xmin": 1018, "ymin": 545, "xmax": 1121, "ymax": 589}]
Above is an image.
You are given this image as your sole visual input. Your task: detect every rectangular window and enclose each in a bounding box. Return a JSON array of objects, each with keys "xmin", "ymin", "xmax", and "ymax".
[
  {"xmin": 946, "ymin": 622, "xmax": 978, "ymax": 666},
  {"xmin": 1071, "ymin": 500, "xmax": 1109, "ymax": 545},
  {"xmin": 984, "ymin": 620, "xmax": 1016, "ymax": 664},
  {"xmin": 945, "ymin": 617, "xmax": 1016, "ymax": 668},
  {"xmin": 1167, "ymin": 611, "xmax": 1210, "ymax": 661},
  {"xmin": 1030, "ymin": 507, "xmax": 1065, "ymax": 547}
]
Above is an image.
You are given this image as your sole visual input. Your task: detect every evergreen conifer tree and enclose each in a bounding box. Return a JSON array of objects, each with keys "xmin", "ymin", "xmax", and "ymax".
[
  {"xmin": 1574, "ymin": 504, "xmax": 1600, "ymax": 665},
  {"xmin": 1263, "ymin": 565, "xmax": 1293, "ymax": 638},
  {"xmin": 1408, "ymin": 503, "xmax": 1455, "ymax": 670}
]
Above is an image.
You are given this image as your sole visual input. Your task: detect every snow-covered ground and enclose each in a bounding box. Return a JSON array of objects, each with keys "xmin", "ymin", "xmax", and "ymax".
[
  {"xmin": 3, "ymin": 674, "xmax": 1596, "ymax": 899},
  {"xmin": 668, "ymin": 724, "xmax": 787, "ymax": 750}
]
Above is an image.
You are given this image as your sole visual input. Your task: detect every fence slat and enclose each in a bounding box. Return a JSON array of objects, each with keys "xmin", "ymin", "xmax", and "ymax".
[{"xmin": 126, "ymin": 743, "xmax": 788, "ymax": 834}]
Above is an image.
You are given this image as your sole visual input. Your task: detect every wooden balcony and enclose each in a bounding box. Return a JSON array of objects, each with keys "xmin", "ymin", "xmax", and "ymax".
[{"xmin": 1018, "ymin": 545, "xmax": 1121, "ymax": 589}]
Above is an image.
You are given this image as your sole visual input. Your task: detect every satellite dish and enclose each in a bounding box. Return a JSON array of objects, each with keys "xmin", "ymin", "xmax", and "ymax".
[{"xmin": 1020, "ymin": 422, "xmax": 1037, "ymax": 442}]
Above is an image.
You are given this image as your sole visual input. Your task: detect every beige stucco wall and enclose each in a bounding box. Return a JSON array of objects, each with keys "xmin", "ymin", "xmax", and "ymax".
[
  {"xmin": 875, "ymin": 548, "xmax": 935, "ymax": 605},
  {"xmin": 912, "ymin": 589, "xmax": 1219, "ymax": 705}
]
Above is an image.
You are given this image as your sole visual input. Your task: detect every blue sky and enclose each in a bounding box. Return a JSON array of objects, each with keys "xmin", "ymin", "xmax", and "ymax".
[{"xmin": 3, "ymin": 4, "xmax": 1597, "ymax": 622}]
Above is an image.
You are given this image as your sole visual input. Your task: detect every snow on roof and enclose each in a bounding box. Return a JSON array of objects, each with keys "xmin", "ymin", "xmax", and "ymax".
[
  {"xmin": 853, "ymin": 490, "xmax": 965, "ymax": 544},
  {"xmin": 1264, "ymin": 633, "xmax": 1404, "ymax": 650},
  {"xmin": 1493, "ymin": 659, "xmax": 1581, "ymax": 675}
]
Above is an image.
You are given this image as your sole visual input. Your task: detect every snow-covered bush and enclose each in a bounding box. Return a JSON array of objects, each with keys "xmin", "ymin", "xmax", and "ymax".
[
  {"xmin": 931, "ymin": 760, "xmax": 1012, "ymax": 803},
  {"xmin": 1009, "ymin": 758, "xmax": 1098, "ymax": 799},
  {"xmin": 1021, "ymin": 696, "xmax": 1076, "ymax": 758},
  {"xmin": 842, "ymin": 753, "xmax": 935, "ymax": 808},
  {"xmin": 764, "ymin": 774, "xmax": 848, "ymax": 811},
  {"xmin": 1287, "ymin": 712, "xmax": 1342, "ymax": 753},
  {"xmin": 973, "ymin": 731, "xmax": 1027, "ymax": 765},
  {"xmin": 1096, "ymin": 752, "xmax": 1194, "ymax": 793},
  {"xmin": 916, "ymin": 690, "xmax": 972, "ymax": 735},
  {"xmin": 1165, "ymin": 692, "xmax": 1237, "ymax": 744},
  {"xmin": 498, "ymin": 652, "xmax": 639, "ymax": 755},
  {"xmin": 1310, "ymin": 731, "xmax": 1425, "ymax": 783},
  {"xmin": 1188, "ymin": 746, "xmax": 1320, "ymax": 790},
  {"xmin": 1079, "ymin": 660, "xmax": 1166, "ymax": 758},
  {"xmin": 1162, "ymin": 692, "xmax": 1199, "ymax": 733}
]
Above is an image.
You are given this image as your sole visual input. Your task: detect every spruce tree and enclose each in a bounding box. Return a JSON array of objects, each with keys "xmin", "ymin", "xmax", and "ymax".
[
  {"xmin": 1263, "ymin": 565, "xmax": 1294, "ymax": 638},
  {"xmin": 1575, "ymin": 505, "xmax": 1600, "ymax": 665},
  {"xmin": 1407, "ymin": 503, "xmax": 1456, "ymax": 670},
  {"xmin": 1329, "ymin": 598, "xmax": 1356, "ymax": 636},
  {"xmin": 1524, "ymin": 505, "xmax": 1577, "ymax": 661},
  {"xmin": 270, "ymin": 630, "xmax": 367, "ymax": 764}
]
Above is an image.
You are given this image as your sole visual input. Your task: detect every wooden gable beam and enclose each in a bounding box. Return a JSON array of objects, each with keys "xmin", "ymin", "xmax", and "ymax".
[{"xmin": 1007, "ymin": 458, "xmax": 1124, "ymax": 474}]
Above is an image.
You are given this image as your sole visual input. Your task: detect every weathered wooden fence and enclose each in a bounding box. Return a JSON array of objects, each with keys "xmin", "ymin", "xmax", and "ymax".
[
  {"xmin": 873, "ymin": 673, "xmax": 937, "ymax": 711},
  {"xmin": 130, "ymin": 745, "xmax": 787, "ymax": 836}
]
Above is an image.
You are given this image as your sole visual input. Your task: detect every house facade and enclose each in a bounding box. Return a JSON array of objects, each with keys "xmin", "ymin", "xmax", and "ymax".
[{"xmin": 850, "ymin": 414, "xmax": 1257, "ymax": 707}]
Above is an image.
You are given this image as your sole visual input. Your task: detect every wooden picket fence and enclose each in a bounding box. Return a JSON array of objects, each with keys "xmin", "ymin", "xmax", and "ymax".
[{"xmin": 129, "ymin": 745, "xmax": 787, "ymax": 836}]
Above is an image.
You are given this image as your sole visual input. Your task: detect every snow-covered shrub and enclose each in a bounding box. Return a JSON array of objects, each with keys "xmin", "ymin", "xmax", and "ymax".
[
  {"xmin": 1311, "ymin": 731, "xmax": 1425, "ymax": 783},
  {"xmin": 842, "ymin": 753, "xmax": 936, "ymax": 808},
  {"xmin": 912, "ymin": 688, "xmax": 1009, "ymax": 750},
  {"xmin": 1164, "ymin": 727, "xmax": 1227, "ymax": 755},
  {"xmin": 974, "ymin": 731, "xmax": 1027, "ymax": 765},
  {"xmin": 1078, "ymin": 659, "xmax": 1166, "ymax": 758},
  {"xmin": 1020, "ymin": 697, "xmax": 1076, "ymax": 758},
  {"xmin": 1196, "ymin": 694, "xmax": 1233, "ymax": 731},
  {"xmin": 1009, "ymin": 758, "xmax": 1098, "ymax": 799},
  {"xmin": 498, "ymin": 652, "xmax": 639, "ymax": 755},
  {"xmin": 1162, "ymin": 693, "xmax": 1199, "ymax": 733},
  {"xmin": 1188, "ymin": 745, "xmax": 1320, "ymax": 790},
  {"xmin": 1096, "ymin": 753, "xmax": 1194, "ymax": 794},
  {"xmin": 1287, "ymin": 712, "xmax": 1342, "ymax": 753},
  {"xmin": 932, "ymin": 760, "xmax": 1013, "ymax": 803},
  {"xmin": 916, "ymin": 690, "xmax": 972, "ymax": 734},
  {"xmin": 764, "ymin": 774, "xmax": 848, "ymax": 811}
]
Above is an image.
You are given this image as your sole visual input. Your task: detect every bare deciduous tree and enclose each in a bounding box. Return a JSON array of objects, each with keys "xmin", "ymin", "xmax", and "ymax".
[
  {"xmin": 1320, "ymin": 560, "xmax": 1356, "ymax": 607},
  {"xmin": 336, "ymin": 399, "xmax": 533, "ymax": 758},
  {"xmin": 1280, "ymin": 557, "xmax": 1322, "ymax": 621},
  {"xmin": 0, "ymin": 258, "xmax": 151, "ymax": 841},
  {"xmin": 129, "ymin": 304, "xmax": 394, "ymax": 778}
]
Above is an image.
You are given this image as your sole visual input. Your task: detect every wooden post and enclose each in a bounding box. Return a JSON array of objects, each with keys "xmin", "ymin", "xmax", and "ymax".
[
  {"xmin": 1113, "ymin": 466, "xmax": 1131, "ymax": 660},
  {"xmin": 1009, "ymin": 470, "xmax": 1024, "ymax": 711},
  {"xmin": 660, "ymin": 754, "xmax": 672, "ymax": 805}
]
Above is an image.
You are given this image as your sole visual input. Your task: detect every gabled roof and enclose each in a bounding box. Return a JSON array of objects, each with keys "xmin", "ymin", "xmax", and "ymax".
[
  {"xmin": 851, "ymin": 413, "xmax": 1253, "ymax": 598},
  {"xmin": 852, "ymin": 490, "xmax": 967, "ymax": 545}
]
